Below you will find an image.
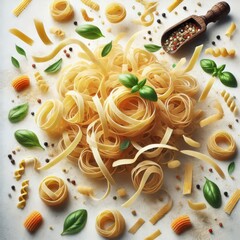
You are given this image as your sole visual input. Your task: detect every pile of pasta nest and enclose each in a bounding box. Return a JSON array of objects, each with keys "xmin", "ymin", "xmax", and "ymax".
[{"xmin": 33, "ymin": 38, "xmax": 226, "ymax": 207}]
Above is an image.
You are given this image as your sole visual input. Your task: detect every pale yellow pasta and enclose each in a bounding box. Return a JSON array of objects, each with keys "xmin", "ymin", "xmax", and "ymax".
[
  {"xmin": 224, "ymin": 189, "xmax": 240, "ymax": 215},
  {"xmin": 39, "ymin": 176, "xmax": 68, "ymax": 206},
  {"xmin": 205, "ymin": 47, "xmax": 235, "ymax": 57},
  {"xmin": 17, "ymin": 180, "xmax": 29, "ymax": 209},
  {"xmin": 9, "ymin": 28, "xmax": 34, "ymax": 45},
  {"xmin": 95, "ymin": 210, "xmax": 125, "ymax": 238},
  {"xmin": 167, "ymin": 0, "xmax": 184, "ymax": 12},
  {"xmin": 187, "ymin": 200, "xmax": 207, "ymax": 210},
  {"xmin": 183, "ymin": 135, "xmax": 201, "ymax": 148},
  {"xmin": 122, "ymin": 160, "xmax": 164, "ymax": 207},
  {"xmin": 149, "ymin": 191, "xmax": 173, "ymax": 225},
  {"xmin": 198, "ymin": 77, "xmax": 216, "ymax": 102},
  {"xmin": 200, "ymin": 101, "xmax": 224, "ymax": 127},
  {"xmin": 14, "ymin": 157, "xmax": 40, "ymax": 180},
  {"xmin": 34, "ymin": 19, "xmax": 52, "ymax": 45},
  {"xmin": 221, "ymin": 90, "xmax": 238, "ymax": 115},
  {"xmin": 50, "ymin": 27, "xmax": 65, "ymax": 38},
  {"xmin": 77, "ymin": 186, "xmax": 94, "ymax": 197},
  {"xmin": 144, "ymin": 229, "xmax": 161, "ymax": 240},
  {"xmin": 81, "ymin": 9, "xmax": 94, "ymax": 22},
  {"xmin": 225, "ymin": 22, "xmax": 236, "ymax": 38},
  {"xmin": 128, "ymin": 218, "xmax": 145, "ymax": 234},
  {"xmin": 105, "ymin": 3, "xmax": 126, "ymax": 23},
  {"xmin": 50, "ymin": 0, "xmax": 74, "ymax": 22},
  {"xmin": 134, "ymin": 0, "xmax": 158, "ymax": 27},
  {"xmin": 13, "ymin": 0, "xmax": 32, "ymax": 17},
  {"xmin": 183, "ymin": 162, "xmax": 193, "ymax": 195},
  {"xmin": 207, "ymin": 131, "xmax": 237, "ymax": 161},
  {"xmin": 81, "ymin": 0, "xmax": 100, "ymax": 11},
  {"xmin": 167, "ymin": 160, "xmax": 181, "ymax": 168},
  {"xmin": 34, "ymin": 72, "xmax": 49, "ymax": 93},
  {"xmin": 181, "ymin": 150, "xmax": 225, "ymax": 179}
]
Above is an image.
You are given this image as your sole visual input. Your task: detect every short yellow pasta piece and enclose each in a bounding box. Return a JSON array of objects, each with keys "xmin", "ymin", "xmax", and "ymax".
[
  {"xmin": 171, "ymin": 215, "xmax": 192, "ymax": 234},
  {"xmin": 205, "ymin": 47, "xmax": 235, "ymax": 57},
  {"xmin": 128, "ymin": 218, "xmax": 145, "ymax": 234},
  {"xmin": 221, "ymin": 90, "xmax": 238, "ymax": 115},
  {"xmin": 187, "ymin": 200, "xmax": 207, "ymax": 210},
  {"xmin": 144, "ymin": 229, "xmax": 161, "ymax": 240},
  {"xmin": 9, "ymin": 28, "xmax": 34, "ymax": 46},
  {"xmin": 24, "ymin": 211, "xmax": 43, "ymax": 232},
  {"xmin": 13, "ymin": 0, "xmax": 32, "ymax": 17},
  {"xmin": 81, "ymin": 9, "xmax": 94, "ymax": 22},
  {"xmin": 34, "ymin": 72, "xmax": 49, "ymax": 93},
  {"xmin": 225, "ymin": 22, "xmax": 236, "ymax": 38},
  {"xmin": 12, "ymin": 75, "xmax": 30, "ymax": 92},
  {"xmin": 17, "ymin": 180, "xmax": 29, "ymax": 209},
  {"xmin": 34, "ymin": 19, "xmax": 53, "ymax": 45},
  {"xmin": 105, "ymin": 3, "xmax": 126, "ymax": 23},
  {"xmin": 50, "ymin": 27, "xmax": 65, "ymax": 38},
  {"xmin": 224, "ymin": 189, "xmax": 240, "ymax": 215},
  {"xmin": 81, "ymin": 0, "xmax": 100, "ymax": 11}
]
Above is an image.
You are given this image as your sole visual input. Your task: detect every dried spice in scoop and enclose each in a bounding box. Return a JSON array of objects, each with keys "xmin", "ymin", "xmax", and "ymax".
[{"xmin": 163, "ymin": 21, "xmax": 201, "ymax": 53}]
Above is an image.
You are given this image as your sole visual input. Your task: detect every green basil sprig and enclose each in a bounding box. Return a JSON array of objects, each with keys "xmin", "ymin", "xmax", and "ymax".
[
  {"xmin": 200, "ymin": 59, "xmax": 237, "ymax": 87},
  {"xmin": 44, "ymin": 58, "xmax": 62, "ymax": 73},
  {"xmin": 14, "ymin": 129, "xmax": 44, "ymax": 150},
  {"xmin": 76, "ymin": 24, "xmax": 104, "ymax": 40},
  {"xmin": 101, "ymin": 41, "xmax": 112, "ymax": 57},
  {"xmin": 16, "ymin": 45, "xmax": 26, "ymax": 58},
  {"xmin": 120, "ymin": 139, "xmax": 130, "ymax": 151},
  {"xmin": 144, "ymin": 44, "xmax": 161, "ymax": 52},
  {"xmin": 203, "ymin": 177, "xmax": 222, "ymax": 208},
  {"xmin": 228, "ymin": 162, "xmax": 235, "ymax": 176},
  {"xmin": 119, "ymin": 73, "xmax": 157, "ymax": 101},
  {"xmin": 11, "ymin": 56, "xmax": 20, "ymax": 68},
  {"xmin": 8, "ymin": 103, "xmax": 29, "ymax": 123},
  {"xmin": 61, "ymin": 209, "xmax": 87, "ymax": 236}
]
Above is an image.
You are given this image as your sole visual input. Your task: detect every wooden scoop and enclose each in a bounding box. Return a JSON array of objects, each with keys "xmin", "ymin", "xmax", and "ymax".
[{"xmin": 161, "ymin": 2, "xmax": 230, "ymax": 54}]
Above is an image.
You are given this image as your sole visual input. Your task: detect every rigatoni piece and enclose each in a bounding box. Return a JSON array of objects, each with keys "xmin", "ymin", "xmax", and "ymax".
[
  {"xmin": 224, "ymin": 189, "xmax": 240, "ymax": 215},
  {"xmin": 128, "ymin": 218, "xmax": 145, "ymax": 234},
  {"xmin": 171, "ymin": 215, "xmax": 192, "ymax": 234},
  {"xmin": 183, "ymin": 162, "xmax": 193, "ymax": 195},
  {"xmin": 24, "ymin": 211, "xmax": 43, "ymax": 232}
]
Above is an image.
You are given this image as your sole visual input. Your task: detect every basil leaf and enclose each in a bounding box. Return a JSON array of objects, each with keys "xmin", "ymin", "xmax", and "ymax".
[
  {"xmin": 144, "ymin": 44, "xmax": 161, "ymax": 52},
  {"xmin": 219, "ymin": 71, "xmax": 237, "ymax": 87},
  {"xmin": 131, "ymin": 85, "xmax": 139, "ymax": 93},
  {"xmin": 119, "ymin": 73, "xmax": 138, "ymax": 88},
  {"xmin": 8, "ymin": 103, "xmax": 28, "ymax": 123},
  {"xmin": 11, "ymin": 56, "xmax": 20, "ymax": 68},
  {"xmin": 138, "ymin": 79, "xmax": 146, "ymax": 89},
  {"xmin": 203, "ymin": 177, "xmax": 222, "ymax": 208},
  {"xmin": 200, "ymin": 59, "xmax": 217, "ymax": 74},
  {"xmin": 75, "ymin": 24, "xmax": 104, "ymax": 40},
  {"xmin": 14, "ymin": 129, "xmax": 44, "ymax": 150},
  {"xmin": 228, "ymin": 162, "xmax": 235, "ymax": 176},
  {"xmin": 101, "ymin": 41, "xmax": 112, "ymax": 57},
  {"xmin": 44, "ymin": 58, "xmax": 62, "ymax": 73},
  {"xmin": 217, "ymin": 64, "xmax": 226, "ymax": 76},
  {"xmin": 61, "ymin": 209, "xmax": 87, "ymax": 235},
  {"xmin": 139, "ymin": 85, "xmax": 158, "ymax": 101},
  {"xmin": 16, "ymin": 45, "xmax": 26, "ymax": 58},
  {"xmin": 120, "ymin": 139, "xmax": 130, "ymax": 151}
]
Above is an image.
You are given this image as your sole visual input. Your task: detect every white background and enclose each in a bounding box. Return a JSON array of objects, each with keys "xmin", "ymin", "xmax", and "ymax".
[{"xmin": 0, "ymin": 0, "xmax": 240, "ymax": 239}]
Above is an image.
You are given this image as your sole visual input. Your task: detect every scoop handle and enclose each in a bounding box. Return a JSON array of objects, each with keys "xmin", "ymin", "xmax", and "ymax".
[{"xmin": 201, "ymin": 1, "xmax": 230, "ymax": 25}]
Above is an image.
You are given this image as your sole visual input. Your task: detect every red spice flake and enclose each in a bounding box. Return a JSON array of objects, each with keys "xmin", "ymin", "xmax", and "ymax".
[
  {"xmin": 209, "ymin": 168, "xmax": 213, "ymax": 173},
  {"xmin": 71, "ymin": 180, "xmax": 76, "ymax": 185},
  {"xmin": 175, "ymin": 175, "xmax": 181, "ymax": 181},
  {"xmin": 32, "ymin": 64, "xmax": 36, "ymax": 69},
  {"xmin": 63, "ymin": 49, "xmax": 67, "ymax": 53},
  {"xmin": 37, "ymin": 98, "xmax": 42, "ymax": 104},
  {"xmin": 175, "ymin": 185, "xmax": 180, "ymax": 191},
  {"xmin": 208, "ymin": 228, "xmax": 213, "ymax": 234},
  {"xmin": 219, "ymin": 222, "xmax": 223, "ymax": 228},
  {"xmin": 66, "ymin": 53, "xmax": 70, "ymax": 58}
]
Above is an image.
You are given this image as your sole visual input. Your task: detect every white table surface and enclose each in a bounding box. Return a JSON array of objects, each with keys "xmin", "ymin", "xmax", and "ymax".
[{"xmin": 0, "ymin": 0, "xmax": 240, "ymax": 239}]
